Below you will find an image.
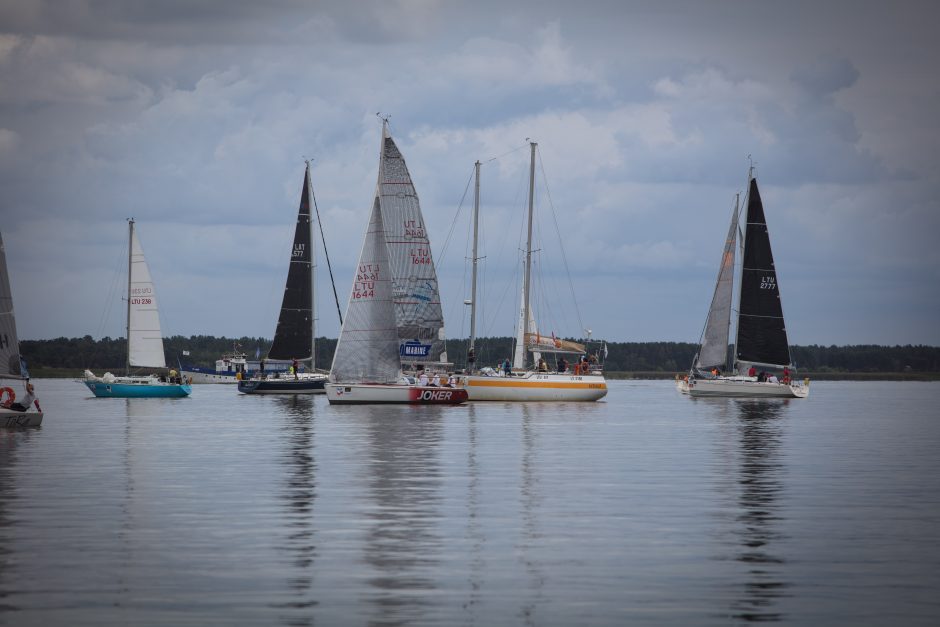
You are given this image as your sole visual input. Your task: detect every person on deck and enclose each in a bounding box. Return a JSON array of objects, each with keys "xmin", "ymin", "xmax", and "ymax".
[
  {"xmin": 430, "ymin": 373, "xmax": 441, "ymax": 386},
  {"xmin": 418, "ymin": 371, "xmax": 429, "ymax": 386},
  {"xmin": 467, "ymin": 348, "xmax": 476, "ymax": 373},
  {"xmin": 538, "ymin": 358, "xmax": 548, "ymax": 372},
  {"xmin": 558, "ymin": 358, "xmax": 568, "ymax": 373},
  {"xmin": 7, "ymin": 381, "xmax": 36, "ymax": 412},
  {"xmin": 783, "ymin": 367, "xmax": 791, "ymax": 384},
  {"xmin": 291, "ymin": 359, "xmax": 299, "ymax": 379},
  {"xmin": 747, "ymin": 365, "xmax": 757, "ymax": 377},
  {"xmin": 503, "ymin": 359, "xmax": 512, "ymax": 377}
]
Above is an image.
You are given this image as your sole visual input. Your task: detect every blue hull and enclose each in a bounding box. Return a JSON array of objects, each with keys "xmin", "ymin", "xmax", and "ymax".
[{"xmin": 84, "ymin": 381, "xmax": 192, "ymax": 398}]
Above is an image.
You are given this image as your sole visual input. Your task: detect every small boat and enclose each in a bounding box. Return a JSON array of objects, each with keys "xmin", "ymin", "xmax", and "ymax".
[
  {"xmin": 238, "ymin": 162, "xmax": 330, "ymax": 395},
  {"xmin": 181, "ymin": 344, "xmax": 288, "ymax": 383},
  {"xmin": 0, "ymin": 231, "xmax": 43, "ymax": 427},
  {"xmin": 325, "ymin": 121, "xmax": 467, "ymax": 405},
  {"xmin": 83, "ymin": 220, "xmax": 192, "ymax": 398},
  {"xmin": 459, "ymin": 144, "xmax": 608, "ymax": 401},
  {"xmin": 677, "ymin": 169, "xmax": 809, "ymax": 398}
]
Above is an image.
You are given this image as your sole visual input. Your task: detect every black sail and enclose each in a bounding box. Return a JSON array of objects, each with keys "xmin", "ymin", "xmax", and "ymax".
[
  {"xmin": 269, "ymin": 166, "xmax": 313, "ymax": 361},
  {"xmin": 736, "ymin": 178, "xmax": 791, "ymax": 367}
]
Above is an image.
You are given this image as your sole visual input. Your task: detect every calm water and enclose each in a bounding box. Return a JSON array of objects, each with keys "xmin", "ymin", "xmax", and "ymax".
[{"xmin": 1, "ymin": 379, "xmax": 938, "ymax": 626}]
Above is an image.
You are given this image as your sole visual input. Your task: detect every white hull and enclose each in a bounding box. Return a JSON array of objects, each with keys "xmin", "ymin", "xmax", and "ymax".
[
  {"xmin": 326, "ymin": 383, "xmax": 468, "ymax": 405},
  {"xmin": 461, "ymin": 371, "xmax": 608, "ymax": 402},
  {"xmin": 1, "ymin": 406, "xmax": 43, "ymax": 427},
  {"xmin": 184, "ymin": 370, "xmax": 239, "ymax": 384},
  {"xmin": 676, "ymin": 375, "xmax": 809, "ymax": 398}
]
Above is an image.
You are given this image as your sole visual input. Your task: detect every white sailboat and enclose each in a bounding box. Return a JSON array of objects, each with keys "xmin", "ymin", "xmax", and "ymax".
[
  {"xmin": 238, "ymin": 162, "xmax": 330, "ymax": 394},
  {"xmin": 0, "ymin": 231, "xmax": 43, "ymax": 427},
  {"xmin": 325, "ymin": 122, "xmax": 467, "ymax": 405},
  {"xmin": 459, "ymin": 143, "xmax": 608, "ymax": 402},
  {"xmin": 677, "ymin": 170, "xmax": 809, "ymax": 398},
  {"xmin": 83, "ymin": 220, "xmax": 192, "ymax": 398}
]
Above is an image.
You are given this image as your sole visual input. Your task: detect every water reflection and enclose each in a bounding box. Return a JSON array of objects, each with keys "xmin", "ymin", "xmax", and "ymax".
[
  {"xmin": 270, "ymin": 395, "xmax": 318, "ymax": 625},
  {"xmin": 728, "ymin": 399, "xmax": 792, "ymax": 622},
  {"xmin": 361, "ymin": 407, "xmax": 445, "ymax": 625},
  {"xmin": 518, "ymin": 403, "xmax": 545, "ymax": 626},
  {"xmin": 0, "ymin": 429, "xmax": 32, "ymax": 613},
  {"xmin": 463, "ymin": 404, "xmax": 484, "ymax": 624}
]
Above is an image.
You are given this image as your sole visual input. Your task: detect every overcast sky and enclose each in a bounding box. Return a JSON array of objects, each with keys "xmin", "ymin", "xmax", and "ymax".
[{"xmin": 1, "ymin": 0, "xmax": 938, "ymax": 347}]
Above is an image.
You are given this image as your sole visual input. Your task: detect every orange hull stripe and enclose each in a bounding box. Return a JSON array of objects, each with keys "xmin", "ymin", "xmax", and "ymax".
[{"xmin": 466, "ymin": 380, "xmax": 607, "ymax": 390}]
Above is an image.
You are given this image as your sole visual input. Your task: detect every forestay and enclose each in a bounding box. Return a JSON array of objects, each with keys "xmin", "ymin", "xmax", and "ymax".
[{"xmin": 128, "ymin": 226, "xmax": 166, "ymax": 368}]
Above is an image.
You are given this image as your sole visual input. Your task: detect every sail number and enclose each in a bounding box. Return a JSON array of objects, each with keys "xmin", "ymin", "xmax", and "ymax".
[
  {"xmin": 760, "ymin": 276, "xmax": 777, "ymax": 290},
  {"xmin": 130, "ymin": 298, "xmax": 153, "ymax": 305},
  {"xmin": 354, "ymin": 263, "xmax": 379, "ymax": 299},
  {"xmin": 410, "ymin": 247, "xmax": 431, "ymax": 265}
]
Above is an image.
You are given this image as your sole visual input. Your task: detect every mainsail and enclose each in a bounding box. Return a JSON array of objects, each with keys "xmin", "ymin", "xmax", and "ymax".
[
  {"xmin": 0, "ymin": 231, "xmax": 23, "ymax": 378},
  {"xmin": 269, "ymin": 164, "xmax": 314, "ymax": 361},
  {"xmin": 330, "ymin": 202, "xmax": 402, "ymax": 383},
  {"xmin": 375, "ymin": 123, "xmax": 447, "ymax": 366},
  {"xmin": 127, "ymin": 223, "xmax": 166, "ymax": 369},
  {"xmin": 695, "ymin": 200, "xmax": 739, "ymax": 371},
  {"xmin": 735, "ymin": 178, "xmax": 791, "ymax": 368}
]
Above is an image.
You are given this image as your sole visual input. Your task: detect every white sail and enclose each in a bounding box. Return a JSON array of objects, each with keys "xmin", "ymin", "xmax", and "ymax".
[
  {"xmin": 330, "ymin": 200, "xmax": 402, "ymax": 383},
  {"xmin": 128, "ymin": 225, "xmax": 166, "ymax": 369},
  {"xmin": 0, "ymin": 231, "xmax": 23, "ymax": 379},
  {"xmin": 375, "ymin": 122, "xmax": 447, "ymax": 365},
  {"xmin": 695, "ymin": 201, "xmax": 738, "ymax": 371},
  {"xmin": 513, "ymin": 285, "xmax": 540, "ymax": 369}
]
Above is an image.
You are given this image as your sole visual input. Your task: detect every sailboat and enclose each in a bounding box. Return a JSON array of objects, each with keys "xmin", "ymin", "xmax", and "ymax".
[
  {"xmin": 0, "ymin": 231, "xmax": 43, "ymax": 427},
  {"xmin": 238, "ymin": 162, "xmax": 330, "ymax": 394},
  {"xmin": 677, "ymin": 170, "xmax": 809, "ymax": 398},
  {"xmin": 325, "ymin": 122, "xmax": 467, "ymax": 405},
  {"xmin": 83, "ymin": 220, "xmax": 192, "ymax": 398},
  {"xmin": 459, "ymin": 143, "xmax": 608, "ymax": 401}
]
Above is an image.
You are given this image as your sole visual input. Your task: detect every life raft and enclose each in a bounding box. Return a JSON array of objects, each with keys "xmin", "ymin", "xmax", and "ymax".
[{"xmin": 0, "ymin": 387, "xmax": 15, "ymax": 407}]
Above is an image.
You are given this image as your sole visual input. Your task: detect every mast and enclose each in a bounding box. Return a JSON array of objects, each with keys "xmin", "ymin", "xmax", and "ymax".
[
  {"xmin": 469, "ymin": 160, "xmax": 481, "ymax": 365},
  {"xmin": 522, "ymin": 141, "xmax": 536, "ymax": 370},
  {"xmin": 125, "ymin": 219, "xmax": 133, "ymax": 376},
  {"xmin": 732, "ymin": 166, "xmax": 751, "ymax": 374},
  {"xmin": 725, "ymin": 192, "xmax": 740, "ymax": 373},
  {"xmin": 307, "ymin": 161, "xmax": 316, "ymax": 370}
]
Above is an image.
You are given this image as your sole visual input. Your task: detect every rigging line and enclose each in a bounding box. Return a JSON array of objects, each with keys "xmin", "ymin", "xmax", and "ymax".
[
  {"xmin": 309, "ymin": 168, "xmax": 344, "ymax": 326},
  {"xmin": 536, "ymin": 147, "xmax": 585, "ymax": 333},
  {"xmin": 482, "ymin": 142, "xmax": 529, "ymax": 164},
  {"xmin": 437, "ymin": 167, "xmax": 474, "ymax": 265}
]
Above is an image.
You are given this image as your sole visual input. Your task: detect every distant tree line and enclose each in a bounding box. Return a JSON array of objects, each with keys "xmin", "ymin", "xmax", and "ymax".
[{"xmin": 18, "ymin": 335, "xmax": 940, "ymax": 373}]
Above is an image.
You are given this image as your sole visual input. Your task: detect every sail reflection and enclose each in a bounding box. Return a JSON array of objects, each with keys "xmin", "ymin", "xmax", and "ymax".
[
  {"xmin": 270, "ymin": 395, "xmax": 318, "ymax": 624},
  {"xmin": 729, "ymin": 399, "xmax": 792, "ymax": 622},
  {"xmin": 361, "ymin": 406, "xmax": 444, "ymax": 624}
]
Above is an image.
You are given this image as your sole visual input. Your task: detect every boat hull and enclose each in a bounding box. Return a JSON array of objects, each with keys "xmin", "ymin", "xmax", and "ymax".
[
  {"xmin": 182, "ymin": 369, "xmax": 239, "ymax": 384},
  {"xmin": 326, "ymin": 383, "xmax": 468, "ymax": 405},
  {"xmin": 237, "ymin": 375, "xmax": 328, "ymax": 395},
  {"xmin": 83, "ymin": 380, "xmax": 192, "ymax": 398},
  {"xmin": 1, "ymin": 407, "xmax": 43, "ymax": 427},
  {"xmin": 460, "ymin": 372, "xmax": 608, "ymax": 401},
  {"xmin": 676, "ymin": 376, "xmax": 809, "ymax": 398}
]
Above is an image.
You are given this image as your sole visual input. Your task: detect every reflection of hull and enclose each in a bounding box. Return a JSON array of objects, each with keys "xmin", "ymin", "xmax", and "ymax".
[
  {"xmin": 460, "ymin": 371, "xmax": 607, "ymax": 401},
  {"xmin": 677, "ymin": 376, "xmax": 809, "ymax": 398},
  {"xmin": 1, "ymin": 407, "xmax": 43, "ymax": 427},
  {"xmin": 238, "ymin": 374, "xmax": 328, "ymax": 395},
  {"xmin": 84, "ymin": 379, "xmax": 192, "ymax": 398},
  {"xmin": 326, "ymin": 383, "xmax": 468, "ymax": 405}
]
